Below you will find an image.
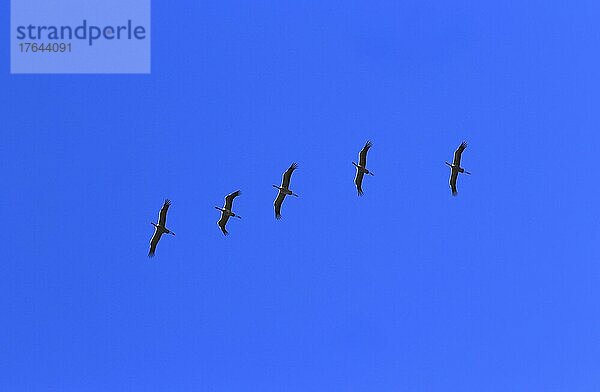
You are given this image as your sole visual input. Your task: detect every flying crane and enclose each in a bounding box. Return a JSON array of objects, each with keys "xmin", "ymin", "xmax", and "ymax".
[
  {"xmin": 215, "ymin": 190, "xmax": 242, "ymax": 235},
  {"xmin": 148, "ymin": 199, "xmax": 175, "ymax": 257},
  {"xmin": 273, "ymin": 163, "xmax": 299, "ymax": 219},
  {"xmin": 445, "ymin": 141, "xmax": 471, "ymax": 196},
  {"xmin": 353, "ymin": 141, "xmax": 374, "ymax": 196}
]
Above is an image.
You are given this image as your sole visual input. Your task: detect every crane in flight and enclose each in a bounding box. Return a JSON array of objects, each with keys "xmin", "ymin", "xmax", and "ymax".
[
  {"xmin": 215, "ymin": 190, "xmax": 242, "ymax": 235},
  {"xmin": 148, "ymin": 199, "xmax": 175, "ymax": 257},
  {"xmin": 353, "ymin": 141, "xmax": 374, "ymax": 196},
  {"xmin": 446, "ymin": 141, "xmax": 471, "ymax": 196},
  {"xmin": 273, "ymin": 162, "xmax": 299, "ymax": 219}
]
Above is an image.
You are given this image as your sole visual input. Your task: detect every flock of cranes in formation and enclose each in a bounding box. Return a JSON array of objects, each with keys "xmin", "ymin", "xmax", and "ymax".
[{"xmin": 148, "ymin": 141, "xmax": 471, "ymax": 257}]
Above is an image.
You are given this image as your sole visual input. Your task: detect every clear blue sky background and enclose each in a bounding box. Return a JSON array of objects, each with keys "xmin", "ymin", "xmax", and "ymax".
[{"xmin": 2, "ymin": 1, "xmax": 599, "ymax": 390}]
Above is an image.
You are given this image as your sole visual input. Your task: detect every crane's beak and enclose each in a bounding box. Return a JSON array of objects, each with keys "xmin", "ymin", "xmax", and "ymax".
[{"xmin": 445, "ymin": 161, "xmax": 452, "ymax": 167}]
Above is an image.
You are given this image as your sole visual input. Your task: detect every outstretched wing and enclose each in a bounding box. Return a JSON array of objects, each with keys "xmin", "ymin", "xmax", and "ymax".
[
  {"xmin": 158, "ymin": 199, "xmax": 171, "ymax": 226},
  {"xmin": 358, "ymin": 141, "xmax": 372, "ymax": 167},
  {"xmin": 274, "ymin": 190, "xmax": 286, "ymax": 219},
  {"xmin": 449, "ymin": 169, "xmax": 459, "ymax": 196},
  {"xmin": 217, "ymin": 213, "xmax": 230, "ymax": 235},
  {"xmin": 452, "ymin": 142, "xmax": 467, "ymax": 166},
  {"xmin": 355, "ymin": 169, "xmax": 365, "ymax": 196},
  {"xmin": 224, "ymin": 190, "xmax": 241, "ymax": 210},
  {"xmin": 148, "ymin": 228, "xmax": 163, "ymax": 257},
  {"xmin": 281, "ymin": 162, "xmax": 297, "ymax": 188}
]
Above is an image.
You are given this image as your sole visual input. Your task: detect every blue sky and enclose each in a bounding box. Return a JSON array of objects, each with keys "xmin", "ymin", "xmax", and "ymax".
[{"xmin": 2, "ymin": 1, "xmax": 600, "ymax": 390}]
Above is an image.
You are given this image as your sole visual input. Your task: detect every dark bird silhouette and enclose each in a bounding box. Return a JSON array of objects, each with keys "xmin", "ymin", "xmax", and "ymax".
[
  {"xmin": 148, "ymin": 199, "xmax": 175, "ymax": 257},
  {"xmin": 353, "ymin": 141, "xmax": 374, "ymax": 196},
  {"xmin": 215, "ymin": 190, "xmax": 242, "ymax": 235},
  {"xmin": 445, "ymin": 141, "xmax": 471, "ymax": 196},
  {"xmin": 273, "ymin": 162, "xmax": 299, "ymax": 219}
]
